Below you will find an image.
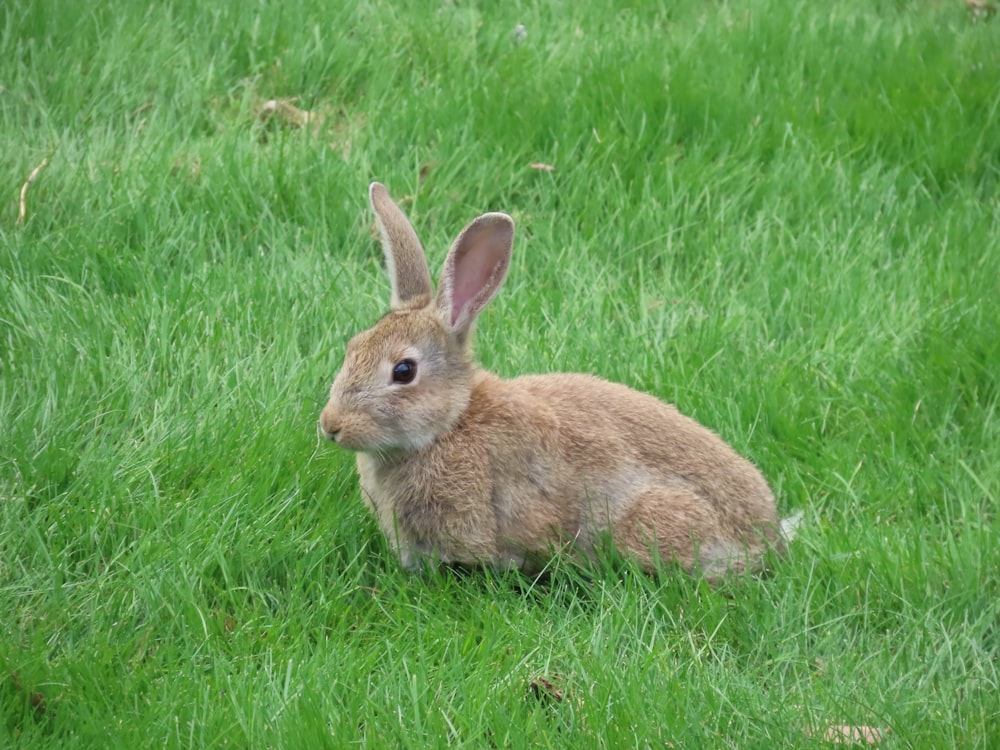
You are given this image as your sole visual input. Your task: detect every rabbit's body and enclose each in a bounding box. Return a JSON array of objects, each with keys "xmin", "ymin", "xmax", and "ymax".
[
  {"xmin": 320, "ymin": 183, "xmax": 786, "ymax": 579},
  {"xmin": 353, "ymin": 367, "xmax": 778, "ymax": 575}
]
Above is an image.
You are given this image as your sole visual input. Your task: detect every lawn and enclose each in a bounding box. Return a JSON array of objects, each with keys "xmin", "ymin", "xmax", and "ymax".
[{"xmin": 1, "ymin": 0, "xmax": 998, "ymax": 747}]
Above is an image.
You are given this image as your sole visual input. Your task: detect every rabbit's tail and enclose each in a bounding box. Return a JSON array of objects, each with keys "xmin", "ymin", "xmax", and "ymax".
[{"xmin": 779, "ymin": 511, "xmax": 804, "ymax": 543}]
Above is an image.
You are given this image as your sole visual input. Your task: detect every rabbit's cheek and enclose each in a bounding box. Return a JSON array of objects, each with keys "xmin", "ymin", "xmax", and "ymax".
[{"xmin": 371, "ymin": 402, "xmax": 403, "ymax": 427}]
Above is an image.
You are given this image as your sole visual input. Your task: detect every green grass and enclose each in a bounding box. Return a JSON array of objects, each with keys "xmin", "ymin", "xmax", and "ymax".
[{"xmin": 2, "ymin": 0, "xmax": 998, "ymax": 746}]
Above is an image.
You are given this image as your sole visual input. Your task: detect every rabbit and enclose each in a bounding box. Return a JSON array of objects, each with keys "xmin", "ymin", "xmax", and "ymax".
[{"xmin": 319, "ymin": 182, "xmax": 794, "ymax": 579}]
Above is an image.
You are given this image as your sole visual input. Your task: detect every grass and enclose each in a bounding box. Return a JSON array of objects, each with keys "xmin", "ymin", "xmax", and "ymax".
[{"xmin": 1, "ymin": 0, "xmax": 998, "ymax": 746}]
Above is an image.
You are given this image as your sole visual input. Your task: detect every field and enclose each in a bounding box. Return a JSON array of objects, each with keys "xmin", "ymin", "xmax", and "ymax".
[{"xmin": 2, "ymin": 0, "xmax": 998, "ymax": 746}]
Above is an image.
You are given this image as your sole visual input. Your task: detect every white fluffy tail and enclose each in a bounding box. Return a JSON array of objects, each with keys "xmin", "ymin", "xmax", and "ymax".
[{"xmin": 779, "ymin": 511, "xmax": 804, "ymax": 543}]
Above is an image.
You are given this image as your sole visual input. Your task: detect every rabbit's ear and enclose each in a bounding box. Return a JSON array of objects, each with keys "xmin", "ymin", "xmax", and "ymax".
[
  {"xmin": 369, "ymin": 182, "xmax": 433, "ymax": 309},
  {"xmin": 437, "ymin": 212, "xmax": 514, "ymax": 340}
]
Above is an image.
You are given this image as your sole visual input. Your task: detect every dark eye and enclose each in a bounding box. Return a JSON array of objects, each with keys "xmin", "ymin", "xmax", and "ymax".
[{"xmin": 392, "ymin": 359, "xmax": 417, "ymax": 384}]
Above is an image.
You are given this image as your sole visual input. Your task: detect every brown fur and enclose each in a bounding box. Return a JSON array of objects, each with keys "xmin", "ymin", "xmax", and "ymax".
[{"xmin": 319, "ymin": 183, "xmax": 785, "ymax": 579}]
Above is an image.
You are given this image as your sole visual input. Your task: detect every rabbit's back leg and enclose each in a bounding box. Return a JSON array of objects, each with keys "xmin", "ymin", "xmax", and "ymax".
[{"xmin": 610, "ymin": 486, "xmax": 735, "ymax": 575}]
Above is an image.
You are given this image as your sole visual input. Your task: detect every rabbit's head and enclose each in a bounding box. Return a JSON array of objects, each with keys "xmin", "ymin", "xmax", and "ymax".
[{"xmin": 319, "ymin": 183, "xmax": 514, "ymax": 454}]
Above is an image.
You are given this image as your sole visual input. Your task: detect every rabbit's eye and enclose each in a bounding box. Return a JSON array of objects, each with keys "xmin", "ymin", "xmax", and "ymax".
[{"xmin": 392, "ymin": 359, "xmax": 417, "ymax": 384}]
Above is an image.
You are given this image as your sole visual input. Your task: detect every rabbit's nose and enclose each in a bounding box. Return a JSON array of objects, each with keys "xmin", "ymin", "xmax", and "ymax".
[{"xmin": 318, "ymin": 406, "xmax": 341, "ymax": 442}]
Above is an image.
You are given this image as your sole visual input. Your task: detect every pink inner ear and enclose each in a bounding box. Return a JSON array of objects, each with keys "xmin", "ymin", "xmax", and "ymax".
[{"xmin": 449, "ymin": 236, "xmax": 507, "ymax": 326}]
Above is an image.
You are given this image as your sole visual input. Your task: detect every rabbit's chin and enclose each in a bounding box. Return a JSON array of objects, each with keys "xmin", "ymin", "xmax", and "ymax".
[{"xmin": 342, "ymin": 431, "xmax": 436, "ymax": 456}]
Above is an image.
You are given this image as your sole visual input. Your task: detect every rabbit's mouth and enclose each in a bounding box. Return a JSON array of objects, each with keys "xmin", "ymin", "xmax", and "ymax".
[
  {"xmin": 318, "ymin": 418, "xmax": 376, "ymax": 452},
  {"xmin": 318, "ymin": 409, "xmax": 342, "ymax": 443}
]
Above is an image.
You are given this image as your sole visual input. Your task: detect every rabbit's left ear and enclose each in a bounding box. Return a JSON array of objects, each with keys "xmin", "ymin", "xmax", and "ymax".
[
  {"xmin": 436, "ymin": 212, "xmax": 514, "ymax": 341},
  {"xmin": 370, "ymin": 182, "xmax": 433, "ymax": 310}
]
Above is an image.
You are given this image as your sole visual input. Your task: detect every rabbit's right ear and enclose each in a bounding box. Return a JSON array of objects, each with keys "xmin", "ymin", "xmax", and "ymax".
[
  {"xmin": 437, "ymin": 212, "xmax": 514, "ymax": 343},
  {"xmin": 369, "ymin": 182, "xmax": 433, "ymax": 309}
]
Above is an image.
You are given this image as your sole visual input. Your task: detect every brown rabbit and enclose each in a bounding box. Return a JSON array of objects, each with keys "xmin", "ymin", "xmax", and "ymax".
[{"xmin": 320, "ymin": 183, "xmax": 794, "ymax": 579}]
